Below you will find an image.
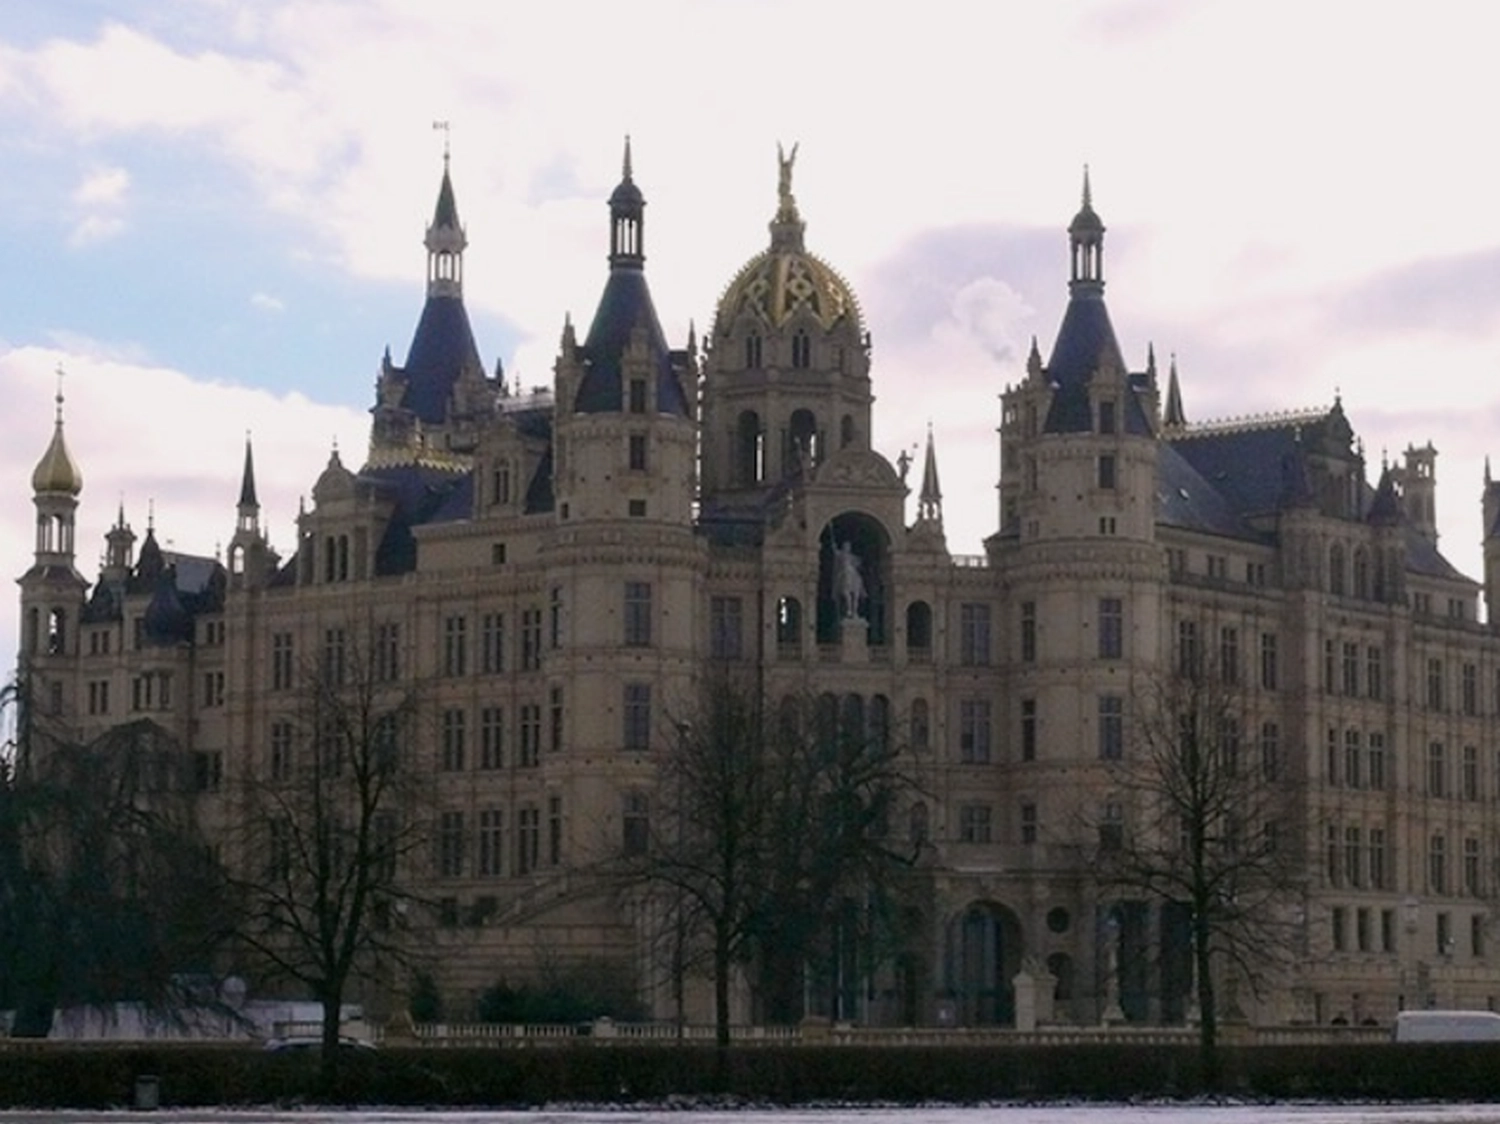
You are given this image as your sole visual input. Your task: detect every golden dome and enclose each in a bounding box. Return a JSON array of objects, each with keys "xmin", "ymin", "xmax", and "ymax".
[
  {"xmin": 32, "ymin": 397, "xmax": 83, "ymax": 497},
  {"xmin": 714, "ymin": 144, "xmax": 863, "ymax": 336}
]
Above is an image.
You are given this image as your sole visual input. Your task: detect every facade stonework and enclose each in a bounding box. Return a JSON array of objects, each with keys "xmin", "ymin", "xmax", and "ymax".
[{"xmin": 20, "ymin": 151, "xmax": 1500, "ymax": 1029}]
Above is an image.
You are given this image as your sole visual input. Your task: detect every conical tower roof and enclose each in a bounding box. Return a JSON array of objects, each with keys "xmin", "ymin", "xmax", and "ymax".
[{"xmin": 32, "ymin": 387, "xmax": 83, "ymax": 496}]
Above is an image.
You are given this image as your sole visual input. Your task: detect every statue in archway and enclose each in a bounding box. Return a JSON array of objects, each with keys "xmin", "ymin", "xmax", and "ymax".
[{"xmin": 833, "ymin": 541, "xmax": 865, "ymax": 620}]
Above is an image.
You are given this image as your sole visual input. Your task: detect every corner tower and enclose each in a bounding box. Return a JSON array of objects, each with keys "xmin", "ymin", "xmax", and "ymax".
[
  {"xmin": 700, "ymin": 145, "xmax": 871, "ymax": 504},
  {"xmin": 550, "ymin": 140, "xmax": 697, "ymax": 526},
  {"xmin": 20, "ymin": 381, "xmax": 88, "ymax": 677}
]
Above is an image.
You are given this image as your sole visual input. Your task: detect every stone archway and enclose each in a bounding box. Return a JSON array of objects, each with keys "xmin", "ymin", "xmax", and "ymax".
[{"xmin": 943, "ymin": 901, "xmax": 1024, "ymax": 1026}]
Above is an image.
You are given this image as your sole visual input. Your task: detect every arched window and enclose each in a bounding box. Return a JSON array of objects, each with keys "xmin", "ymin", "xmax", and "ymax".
[
  {"xmin": 1329, "ymin": 544, "xmax": 1346, "ymax": 596},
  {"xmin": 776, "ymin": 596, "xmax": 802, "ymax": 653},
  {"xmin": 909, "ymin": 697, "xmax": 930, "ymax": 752},
  {"xmin": 47, "ymin": 608, "xmax": 66, "ymax": 655},
  {"xmin": 744, "ymin": 333, "xmax": 762, "ymax": 368},
  {"xmin": 906, "ymin": 601, "xmax": 933, "ymax": 657},
  {"xmin": 1353, "ymin": 548, "xmax": 1370, "ymax": 600},
  {"xmin": 788, "ymin": 409, "xmax": 818, "ymax": 472},
  {"xmin": 840, "ymin": 415, "xmax": 856, "ymax": 449},
  {"xmin": 870, "ymin": 695, "xmax": 891, "ymax": 753}
]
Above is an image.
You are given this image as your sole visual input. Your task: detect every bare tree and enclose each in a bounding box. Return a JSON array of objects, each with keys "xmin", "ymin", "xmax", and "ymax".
[
  {"xmin": 627, "ymin": 670, "xmax": 923, "ymax": 1045},
  {"xmin": 229, "ymin": 632, "xmax": 431, "ymax": 1081},
  {"xmin": 0, "ymin": 708, "xmax": 233, "ymax": 1037},
  {"xmin": 1095, "ymin": 656, "xmax": 1303, "ymax": 1087}
]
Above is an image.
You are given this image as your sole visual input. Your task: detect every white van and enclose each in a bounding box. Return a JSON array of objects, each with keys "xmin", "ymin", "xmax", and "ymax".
[{"xmin": 1394, "ymin": 1009, "xmax": 1500, "ymax": 1041}]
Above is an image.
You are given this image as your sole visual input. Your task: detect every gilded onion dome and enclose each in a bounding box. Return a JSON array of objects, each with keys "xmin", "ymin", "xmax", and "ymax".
[
  {"xmin": 713, "ymin": 144, "xmax": 862, "ymax": 335},
  {"xmin": 33, "ymin": 389, "xmax": 83, "ymax": 497}
]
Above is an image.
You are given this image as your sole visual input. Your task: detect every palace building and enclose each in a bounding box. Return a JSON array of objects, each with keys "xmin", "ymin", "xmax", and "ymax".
[{"xmin": 21, "ymin": 145, "xmax": 1500, "ymax": 1029}]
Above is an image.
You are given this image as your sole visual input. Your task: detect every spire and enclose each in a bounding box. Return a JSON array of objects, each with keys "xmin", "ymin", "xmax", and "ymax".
[
  {"xmin": 769, "ymin": 140, "xmax": 807, "ymax": 253},
  {"xmin": 1067, "ymin": 164, "xmax": 1105, "ymax": 295},
  {"xmin": 918, "ymin": 424, "xmax": 943, "ymax": 524},
  {"xmin": 607, "ymin": 134, "xmax": 645, "ymax": 269},
  {"xmin": 238, "ymin": 432, "xmax": 259, "ymax": 509},
  {"xmin": 425, "ymin": 142, "xmax": 466, "ymax": 298},
  {"xmin": 1163, "ymin": 354, "xmax": 1186, "ymax": 429}
]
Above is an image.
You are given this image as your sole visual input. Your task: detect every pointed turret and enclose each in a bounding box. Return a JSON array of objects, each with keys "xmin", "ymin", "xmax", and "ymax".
[
  {"xmin": 425, "ymin": 146, "xmax": 466, "ymax": 298},
  {"xmin": 607, "ymin": 136, "xmax": 645, "ymax": 270},
  {"xmin": 229, "ymin": 433, "xmax": 275, "ymax": 586},
  {"xmin": 1163, "ymin": 354, "xmax": 1186, "ymax": 429},
  {"xmin": 237, "ymin": 433, "xmax": 260, "ymax": 531},
  {"xmin": 1068, "ymin": 166, "xmax": 1105, "ymax": 296},
  {"xmin": 917, "ymin": 424, "xmax": 943, "ymax": 525}
]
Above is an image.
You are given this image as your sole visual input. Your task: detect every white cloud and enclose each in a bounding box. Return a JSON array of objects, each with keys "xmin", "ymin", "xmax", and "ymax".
[
  {"xmin": 250, "ymin": 291, "xmax": 285, "ymax": 313},
  {"xmin": 67, "ymin": 214, "xmax": 125, "ymax": 247},
  {"xmin": 72, "ymin": 166, "xmax": 129, "ymax": 207}
]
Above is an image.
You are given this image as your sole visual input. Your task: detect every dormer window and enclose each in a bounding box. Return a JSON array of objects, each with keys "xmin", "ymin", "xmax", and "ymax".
[
  {"xmin": 1098, "ymin": 400, "xmax": 1116, "ymax": 435},
  {"xmin": 628, "ymin": 378, "xmax": 647, "ymax": 414}
]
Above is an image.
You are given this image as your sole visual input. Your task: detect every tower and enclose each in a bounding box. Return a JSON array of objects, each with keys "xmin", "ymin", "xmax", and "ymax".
[{"xmin": 228, "ymin": 434, "xmax": 277, "ymax": 588}]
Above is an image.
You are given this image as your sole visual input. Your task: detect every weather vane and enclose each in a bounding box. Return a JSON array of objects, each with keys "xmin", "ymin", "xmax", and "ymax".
[{"xmin": 433, "ymin": 120, "xmax": 451, "ymax": 165}]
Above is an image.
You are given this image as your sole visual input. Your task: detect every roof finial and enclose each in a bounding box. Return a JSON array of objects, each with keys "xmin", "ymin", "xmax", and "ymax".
[
  {"xmin": 1082, "ymin": 164, "xmax": 1092, "ymax": 210},
  {"xmin": 433, "ymin": 119, "xmax": 451, "ymax": 169},
  {"xmin": 622, "ymin": 134, "xmax": 633, "ymax": 182},
  {"xmin": 54, "ymin": 363, "xmax": 66, "ymax": 424}
]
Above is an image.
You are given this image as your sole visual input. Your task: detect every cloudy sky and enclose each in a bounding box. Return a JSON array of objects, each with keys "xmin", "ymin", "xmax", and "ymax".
[{"xmin": 5, "ymin": 0, "xmax": 1500, "ymax": 670}]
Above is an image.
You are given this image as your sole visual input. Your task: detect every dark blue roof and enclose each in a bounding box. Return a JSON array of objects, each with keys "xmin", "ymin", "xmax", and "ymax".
[
  {"xmin": 575, "ymin": 270, "xmax": 688, "ymax": 415},
  {"xmin": 1041, "ymin": 292, "xmax": 1150, "ymax": 435},
  {"xmin": 400, "ymin": 295, "xmax": 483, "ymax": 425},
  {"xmin": 1155, "ymin": 443, "xmax": 1261, "ymax": 540},
  {"xmin": 360, "ymin": 463, "xmax": 470, "ymax": 576},
  {"xmin": 1169, "ymin": 424, "xmax": 1308, "ymax": 519}
]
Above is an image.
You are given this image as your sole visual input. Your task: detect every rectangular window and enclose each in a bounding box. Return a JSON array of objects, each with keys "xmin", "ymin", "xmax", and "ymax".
[
  {"xmin": 1356, "ymin": 907, "xmax": 1371, "ymax": 953},
  {"xmin": 520, "ymin": 704, "xmax": 540, "ymax": 768},
  {"xmin": 437, "ymin": 811, "xmax": 465, "ymax": 878},
  {"xmin": 1019, "ymin": 801, "xmax": 1037, "ymax": 844},
  {"xmin": 1219, "ymin": 626, "xmax": 1239, "ymax": 683},
  {"xmin": 270, "ymin": 720, "xmax": 294, "ymax": 781},
  {"xmin": 1431, "ymin": 833, "xmax": 1448, "ymax": 894},
  {"xmin": 1429, "ymin": 742, "xmax": 1447, "ymax": 797},
  {"xmin": 1020, "ymin": 698, "xmax": 1037, "ymax": 762},
  {"xmin": 375, "ymin": 621, "xmax": 400, "ymax": 682},
  {"xmin": 191, "ymin": 750, "xmax": 222, "ymax": 793},
  {"xmin": 628, "ymin": 433, "xmax": 647, "ymax": 471},
  {"xmin": 624, "ymin": 582, "xmax": 653, "ymax": 648},
  {"xmin": 1326, "ymin": 822, "xmax": 1341, "ymax": 886},
  {"xmin": 959, "ymin": 603, "xmax": 992, "ymax": 666},
  {"xmin": 322, "ymin": 627, "xmax": 346, "ymax": 686},
  {"xmin": 1098, "ymin": 598, "xmax": 1123, "ymax": 660},
  {"xmin": 1366, "ymin": 645, "xmax": 1384, "ymax": 700},
  {"xmin": 441, "ymin": 708, "xmax": 466, "ymax": 771},
  {"xmin": 550, "ymin": 587, "xmax": 563, "ymax": 648},
  {"xmin": 1178, "ymin": 620, "xmax": 1199, "ymax": 678},
  {"xmin": 624, "ymin": 683, "xmax": 652, "ymax": 751},
  {"xmin": 710, "ymin": 596, "xmax": 744, "ymax": 660},
  {"xmin": 548, "ymin": 795, "xmax": 563, "ymax": 866},
  {"xmin": 1332, "ymin": 906, "xmax": 1347, "ymax": 953},
  {"xmin": 1342, "ymin": 642, "xmax": 1359, "ymax": 696},
  {"xmin": 87, "ymin": 679, "xmax": 110, "ymax": 715},
  {"xmin": 200, "ymin": 669, "xmax": 224, "ymax": 708},
  {"xmin": 1323, "ymin": 639, "xmax": 1336, "ymax": 693},
  {"xmin": 1369, "ymin": 828, "xmax": 1387, "ymax": 890},
  {"xmin": 628, "ymin": 377, "xmax": 647, "ymax": 414},
  {"xmin": 1437, "ymin": 911, "xmax": 1452, "ymax": 956},
  {"xmin": 1474, "ymin": 913, "xmax": 1487, "ymax": 958},
  {"xmin": 1464, "ymin": 662, "xmax": 1479, "ymax": 716},
  {"xmin": 271, "ymin": 632, "xmax": 294, "ymax": 691},
  {"xmin": 550, "ymin": 686, "xmax": 564, "ymax": 754},
  {"xmin": 1368, "ymin": 732, "xmax": 1386, "ymax": 791},
  {"xmin": 516, "ymin": 806, "xmax": 539, "ymax": 875},
  {"xmin": 1381, "ymin": 908, "xmax": 1397, "ymax": 953},
  {"xmin": 1260, "ymin": 721, "xmax": 1279, "ymax": 781},
  {"xmin": 959, "ymin": 698, "xmax": 992, "ymax": 763},
  {"xmin": 959, "ymin": 804, "xmax": 992, "ymax": 843},
  {"xmin": 628, "ymin": 499, "xmax": 647, "ymax": 518},
  {"xmin": 1260, "ymin": 632, "xmax": 1278, "ymax": 691},
  {"xmin": 442, "ymin": 615, "xmax": 467, "ymax": 677},
  {"xmin": 1344, "ymin": 825, "xmax": 1362, "ymax": 887},
  {"xmin": 522, "ymin": 607, "xmax": 542, "ymax": 670},
  {"xmin": 1326, "ymin": 727, "xmax": 1339, "ymax": 787},
  {"xmin": 480, "ymin": 706, "xmax": 504, "ymax": 770},
  {"xmin": 1428, "ymin": 657, "xmax": 1445, "ymax": 710},
  {"xmin": 1466, "ymin": 837, "xmax": 1482, "ymax": 896},
  {"xmin": 1020, "ymin": 600, "xmax": 1037, "ymax": 663},
  {"xmin": 1097, "ymin": 399, "xmax": 1116, "ymax": 434},
  {"xmin": 1344, "ymin": 729, "xmax": 1361, "ymax": 789},
  {"xmin": 1097, "ymin": 454, "xmax": 1116, "ymax": 490},
  {"xmin": 1100, "ymin": 802, "xmax": 1125, "ymax": 851},
  {"xmin": 478, "ymin": 808, "xmax": 504, "ymax": 877},
  {"xmin": 1464, "ymin": 745, "xmax": 1479, "ymax": 801},
  {"xmin": 481, "ymin": 612, "xmax": 505, "ymax": 674},
  {"xmin": 1098, "ymin": 695, "xmax": 1124, "ymax": 761},
  {"xmin": 622, "ymin": 792, "xmax": 649, "ymax": 856}
]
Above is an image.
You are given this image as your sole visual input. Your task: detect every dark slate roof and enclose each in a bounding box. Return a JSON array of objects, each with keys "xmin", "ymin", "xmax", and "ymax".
[
  {"xmin": 142, "ymin": 568, "xmax": 193, "ymax": 645},
  {"xmin": 525, "ymin": 446, "xmax": 554, "ymax": 514},
  {"xmin": 575, "ymin": 271, "xmax": 689, "ymax": 416},
  {"xmin": 696, "ymin": 479, "xmax": 795, "ymax": 547},
  {"xmin": 433, "ymin": 167, "xmax": 459, "ymax": 228},
  {"xmin": 399, "ymin": 295, "xmax": 483, "ymax": 425},
  {"xmin": 360, "ymin": 463, "xmax": 471, "ymax": 576},
  {"xmin": 1168, "ymin": 422, "xmax": 1315, "ymax": 519},
  {"xmin": 1405, "ymin": 525, "xmax": 1472, "ymax": 583},
  {"xmin": 1041, "ymin": 292, "xmax": 1151, "ymax": 435},
  {"xmin": 1155, "ymin": 443, "xmax": 1262, "ymax": 541}
]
